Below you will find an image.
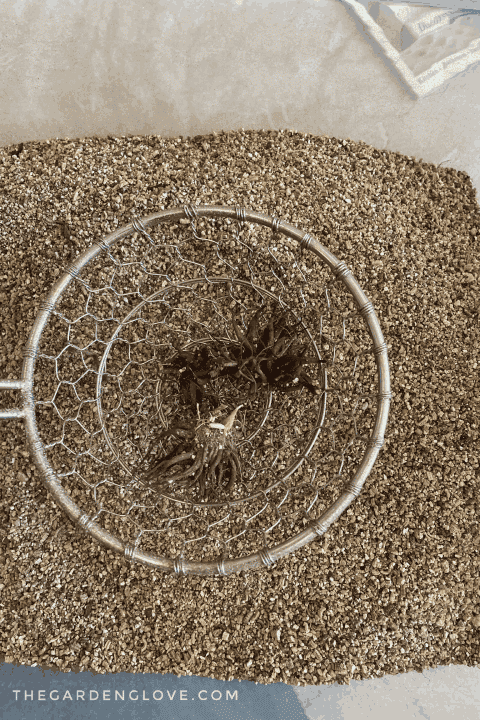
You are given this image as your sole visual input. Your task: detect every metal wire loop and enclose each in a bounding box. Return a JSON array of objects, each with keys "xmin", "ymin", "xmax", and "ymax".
[{"xmin": 4, "ymin": 204, "xmax": 390, "ymax": 576}]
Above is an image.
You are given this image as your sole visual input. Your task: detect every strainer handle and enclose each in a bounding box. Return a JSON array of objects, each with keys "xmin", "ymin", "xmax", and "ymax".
[{"xmin": 0, "ymin": 379, "xmax": 26, "ymax": 419}]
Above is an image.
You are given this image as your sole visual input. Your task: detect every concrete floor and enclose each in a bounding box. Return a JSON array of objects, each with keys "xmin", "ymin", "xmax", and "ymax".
[{"xmin": 1, "ymin": 0, "xmax": 479, "ymax": 718}]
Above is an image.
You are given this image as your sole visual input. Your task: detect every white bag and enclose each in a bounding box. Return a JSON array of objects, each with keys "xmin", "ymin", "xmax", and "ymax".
[{"xmin": 342, "ymin": 0, "xmax": 480, "ymax": 97}]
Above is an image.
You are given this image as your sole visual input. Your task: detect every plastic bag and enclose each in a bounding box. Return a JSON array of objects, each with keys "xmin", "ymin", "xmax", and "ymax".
[{"xmin": 342, "ymin": 0, "xmax": 480, "ymax": 97}]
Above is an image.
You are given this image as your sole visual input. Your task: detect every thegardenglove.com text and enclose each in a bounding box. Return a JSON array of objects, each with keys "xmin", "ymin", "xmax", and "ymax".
[{"xmin": 12, "ymin": 688, "xmax": 239, "ymax": 703}]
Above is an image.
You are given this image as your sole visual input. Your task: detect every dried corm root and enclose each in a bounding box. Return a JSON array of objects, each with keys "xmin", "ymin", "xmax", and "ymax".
[
  {"xmin": 141, "ymin": 304, "xmax": 321, "ymax": 499},
  {"xmin": 142, "ymin": 405, "xmax": 243, "ymax": 501}
]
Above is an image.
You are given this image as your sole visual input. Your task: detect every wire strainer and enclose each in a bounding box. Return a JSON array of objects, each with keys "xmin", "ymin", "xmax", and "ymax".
[{"xmin": 0, "ymin": 205, "xmax": 392, "ymax": 576}]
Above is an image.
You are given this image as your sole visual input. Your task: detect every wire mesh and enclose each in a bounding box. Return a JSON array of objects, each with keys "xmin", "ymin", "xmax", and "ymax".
[{"xmin": 0, "ymin": 205, "xmax": 391, "ymax": 575}]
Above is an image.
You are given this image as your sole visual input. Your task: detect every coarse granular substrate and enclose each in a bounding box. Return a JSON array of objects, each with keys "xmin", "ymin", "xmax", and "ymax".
[{"xmin": 0, "ymin": 129, "xmax": 479, "ymax": 686}]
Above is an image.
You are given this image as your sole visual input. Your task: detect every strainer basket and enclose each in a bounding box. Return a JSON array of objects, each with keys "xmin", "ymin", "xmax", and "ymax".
[{"xmin": 0, "ymin": 204, "xmax": 392, "ymax": 576}]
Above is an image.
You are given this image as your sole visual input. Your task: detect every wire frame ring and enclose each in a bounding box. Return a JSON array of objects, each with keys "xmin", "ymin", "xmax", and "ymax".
[{"xmin": 0, "ymin": 205, "xmax": 392, "ymax": 576}]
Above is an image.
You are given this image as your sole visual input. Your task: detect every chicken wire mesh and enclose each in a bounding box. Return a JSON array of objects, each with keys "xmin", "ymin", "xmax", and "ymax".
[{"xmin": 0, "ymin": 205, "xmax": 391, "ymax": 576}]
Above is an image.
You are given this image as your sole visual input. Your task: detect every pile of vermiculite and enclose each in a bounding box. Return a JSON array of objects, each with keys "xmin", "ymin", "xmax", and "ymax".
[{"xmin": 0, "ymin": 129, "xmax": 479, "ymax": 685}]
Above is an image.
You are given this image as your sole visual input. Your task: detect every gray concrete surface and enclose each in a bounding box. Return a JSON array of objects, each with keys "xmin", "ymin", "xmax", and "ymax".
[
  {"xmin": 0, "ymin": 0, "xmax": 479, "ymax": 717},
  {"xmin": 295, "ymin": 664, "xmax": 480, "ymax": 719},
  {"xmin": 1, "ymin": 0, "xmax": 479, "ymax": 195}
]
